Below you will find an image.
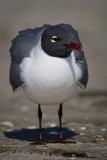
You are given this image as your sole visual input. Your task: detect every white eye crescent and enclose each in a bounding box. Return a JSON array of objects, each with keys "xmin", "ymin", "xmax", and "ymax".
[{"xmin": 51, "ymin": 36, "xmax": 58, "ymax": 42}]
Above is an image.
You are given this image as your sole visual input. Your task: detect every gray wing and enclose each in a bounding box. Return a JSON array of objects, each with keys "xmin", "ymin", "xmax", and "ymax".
[
  {"xmin": 10, "ymin": 63, "xmax": 24, "ymax": 91},
  {"xmin": 59, "ymin": 24, "xmax": 88, "ymax": 88},
  {"xmin": 74, "ymin": 50, "xmax": 88, "ymax": 88},
  {"xmin": 9, "ymin": 25, "xmax": 51, "ymax": 91}
]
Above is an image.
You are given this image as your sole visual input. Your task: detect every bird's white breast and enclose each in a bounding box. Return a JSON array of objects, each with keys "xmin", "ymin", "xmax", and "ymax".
[{"xmin": 20, "ymin": 40, "xmax": 77, "ymax": 105}]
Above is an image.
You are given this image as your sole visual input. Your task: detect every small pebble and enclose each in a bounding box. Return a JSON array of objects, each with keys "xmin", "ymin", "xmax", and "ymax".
[
  {"xmin": 101, "ymin": 138, "xmax": 104, "ymax": 141},
  {"xmin": 49, "ymin": 123, "xmax": 56, "ymax": 127},
  {"xmin": 80, "ymin": 127, "xmax": 86, "ymax": 130},
  {"xmin": 6, "ymin": 129, "xmax": 14, "ymax": 132},
  {"xmin": 27, "ymin": 125, "xmax": 38, "ymax": 129},
  {"xmin": 0, "ymin": 121, "xmax": 14, "ymax": 128},
  {"xmin": 80, "ymin": 132, "xmax": 85, "ymax": 135},
  {"xmin": 97, "ymin": 135, "xmax": 103, "ymax": 138},
  {"xmin": 71, "ymin": 128, "xmax": 75, "ymax": 131},
  {"xmin": 101, "ymin": 128, "xmax": 106, "ymax": 132}
]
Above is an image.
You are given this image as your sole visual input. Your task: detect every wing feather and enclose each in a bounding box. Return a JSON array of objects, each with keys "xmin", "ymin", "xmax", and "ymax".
[{"xmin": 9, "ymin": 25, "xmax": 51, "ymax": 91}]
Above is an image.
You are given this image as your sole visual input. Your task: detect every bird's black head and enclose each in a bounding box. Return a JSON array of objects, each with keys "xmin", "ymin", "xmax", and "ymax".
[{"xmin": 41, "ymin": 25, "xmax": 83, "ymax": 58}]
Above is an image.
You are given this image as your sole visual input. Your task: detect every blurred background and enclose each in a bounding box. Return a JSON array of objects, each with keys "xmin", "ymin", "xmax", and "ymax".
[{"xmin": 0, "ymin": 0, "xmax": 107, "ymax": 106}]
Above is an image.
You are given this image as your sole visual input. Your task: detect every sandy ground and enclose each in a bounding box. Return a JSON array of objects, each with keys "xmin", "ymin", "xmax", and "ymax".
[{"xmin": 0, "ymin": 0, "xmax": 107, "ymax": 159}]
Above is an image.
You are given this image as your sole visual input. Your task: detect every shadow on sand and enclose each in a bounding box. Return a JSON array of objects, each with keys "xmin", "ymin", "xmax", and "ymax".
[{"xmin": 4, "ymin": 127, "xmax": 78, "ymax": 144}]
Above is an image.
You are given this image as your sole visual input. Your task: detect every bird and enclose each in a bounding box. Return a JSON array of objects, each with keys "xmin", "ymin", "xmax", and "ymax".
[{"xmin": 9, "ymin": 23, "xmax": 88, "ymax": 142}]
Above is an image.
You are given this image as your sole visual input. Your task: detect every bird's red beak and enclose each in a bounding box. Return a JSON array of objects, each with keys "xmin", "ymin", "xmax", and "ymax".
[{"xmin": 64, "ymin": 41, "xmax": 83, "ymax": 52}]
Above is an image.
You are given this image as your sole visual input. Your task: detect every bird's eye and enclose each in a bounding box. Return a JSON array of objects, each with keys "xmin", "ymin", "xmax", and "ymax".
[{"xmin": 51, "ymin": 36, "xmax": 58, "ymax": 42}]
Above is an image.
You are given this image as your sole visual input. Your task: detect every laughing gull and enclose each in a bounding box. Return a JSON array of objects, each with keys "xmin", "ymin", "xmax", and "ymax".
[{"xmin": 9, "ymin": 24, "xmax": 88, "ymax": 142}]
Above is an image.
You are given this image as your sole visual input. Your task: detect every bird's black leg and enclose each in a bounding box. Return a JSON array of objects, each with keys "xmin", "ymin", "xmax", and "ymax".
[
  {"xmin": 58, "ymin": 103, "xmax": 63, "ymax": 141},
  {"xmin": 38, "ymin": 104, "xmax": 43, "ymax": 142}
]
